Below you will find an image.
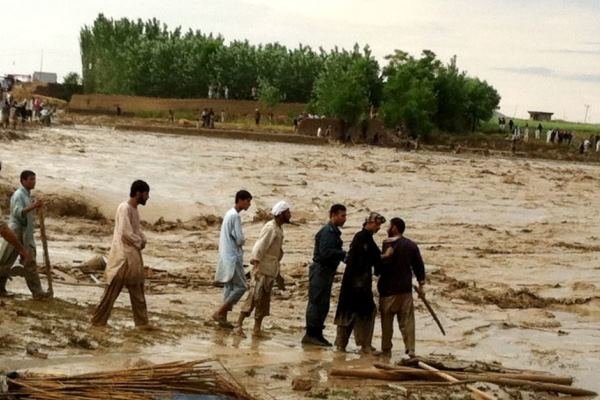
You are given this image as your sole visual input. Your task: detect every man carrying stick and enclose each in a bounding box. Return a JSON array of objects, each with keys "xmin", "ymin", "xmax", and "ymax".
[
  {"xmin": 91, "ymin": 180, "xmax": 153, "ymax": 329},
  {"xmin": 376, "ymin": 217, "xmax": 425, "ymax": 359},
  {"xmin": 235, "ymin": 201, "xmax": 291, "ymax": 337},
  {"xmin": 0, "ymin": 170, "xmax": 48, "ymax": 299}
]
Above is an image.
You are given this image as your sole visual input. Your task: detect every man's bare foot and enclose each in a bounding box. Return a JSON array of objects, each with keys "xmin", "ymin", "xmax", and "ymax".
[
  {"xmin": 234, "ymin": 327, "xmax": 247, "ymax": 338},
  {"xmin": 252, "ymin": 329, "xmax": 271, "ymax": 339}
]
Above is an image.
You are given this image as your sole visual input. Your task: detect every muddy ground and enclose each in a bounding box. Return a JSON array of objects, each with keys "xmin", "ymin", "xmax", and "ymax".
[{"xmin": 0, "ymin": 125, "xmax": 599, "ymax": 399}]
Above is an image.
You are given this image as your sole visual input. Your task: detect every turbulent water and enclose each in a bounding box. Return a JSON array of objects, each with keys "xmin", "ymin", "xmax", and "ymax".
[{"xmin": 0, "ymin": 125, "xmax": 599, "ymax": 398}]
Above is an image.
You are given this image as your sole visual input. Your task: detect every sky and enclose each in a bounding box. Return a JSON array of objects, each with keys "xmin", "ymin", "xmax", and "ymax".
[{"xmin": 1, "ymin": 0, "xmax": 599, "ymax": 122}]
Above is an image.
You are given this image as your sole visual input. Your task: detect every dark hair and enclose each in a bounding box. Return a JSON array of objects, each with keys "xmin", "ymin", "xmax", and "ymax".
[
  {"xmin": 130, "ymin": 180, "xmax": 150, "ymax": 197},
  {"xmin": 390, "ymin": 217, "xmax": 406, "ymax": 234},
  {"xmin": 20, "ymin": 170, "xmax": 35, "ymax": 182},
  {"xmin": 235, "ymin": 190, "xmax": 252, "ymax": 203},
  {"xmin": 329, "ymin": 204, "xmax": 346, "ymax": 216}
]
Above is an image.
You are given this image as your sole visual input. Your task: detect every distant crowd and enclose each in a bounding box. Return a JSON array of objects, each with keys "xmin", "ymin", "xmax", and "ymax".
[
  {"xmin": 0, "ymin": 90, "xmax": 56, "ymax": 129},
  {"xmin": 498, "ymin": 117, "xmax": 600, "ymax": 154}
]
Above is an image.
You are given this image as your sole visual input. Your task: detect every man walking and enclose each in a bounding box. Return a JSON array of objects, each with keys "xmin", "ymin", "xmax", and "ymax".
[
  {"xmin": 334, "ymin": 212, "xmax": 388, "ymax": 353},
  {"xmin": 91, "ymin": 180, "xmax": 153, "ymax": 329},
  {"xmin": 213, "ymin": 190, "xmax": 253, "ymax": 328},
  {"xmin": 377, "ymin": 217, "xmax": 425, "ymax": 359},
  {"xmin": 236, "ymin": 201, "xmax": 290, "ymax": 337},
  {"xmin": 302, "ymin": 204, "xmax": 347, "ymax": 347},
  {"xmin": 0, "ymin": 170, "xmax": 49, "ymax": 299},
  {"xmin": 0, "ymin": 166, "xmax": 34, "ymax": 297}
]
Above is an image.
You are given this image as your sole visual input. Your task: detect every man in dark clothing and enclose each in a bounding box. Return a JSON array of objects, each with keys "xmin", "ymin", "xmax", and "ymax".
[
  {"xmin": 377, "ymin": 217, "xmax": 425, "ymax": 359},
  {"xmin": 302, "ymin": 204, "xmax": 347, "ymax": 347},
  {"xmin": 334, "ymin": 212, "xmax": 389, "ymax": 353}
]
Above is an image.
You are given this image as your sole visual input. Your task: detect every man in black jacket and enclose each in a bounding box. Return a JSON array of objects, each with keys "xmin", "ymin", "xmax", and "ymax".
[
  {"xmin": 302, "ymin": 204, "xmax": 347, "ymax": 347},
  {"xmin": 377, "ymin": 217, "xmax": 425, "ymax": 358},
  {"xmin": 334, "ymin": 212, "xmax": 388, "ymax": 353}
]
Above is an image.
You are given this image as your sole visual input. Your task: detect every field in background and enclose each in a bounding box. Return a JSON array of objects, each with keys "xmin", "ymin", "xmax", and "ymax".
[
  {"xmin": 68, "ymin": 94, "xmax": 306, "ymax": 122},
  {"xmin": 482, "ymin": 117, "xmax": 600, "ymax": 138}
]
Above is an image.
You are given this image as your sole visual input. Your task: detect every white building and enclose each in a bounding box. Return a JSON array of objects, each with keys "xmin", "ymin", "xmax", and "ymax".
[{"xmin": 32, "ymin": 71, "xmax": 57, "ymax": 83}]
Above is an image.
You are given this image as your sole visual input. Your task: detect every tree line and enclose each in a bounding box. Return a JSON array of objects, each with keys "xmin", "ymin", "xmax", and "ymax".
[{"xmin": 80, "ymin": 14, "xmax": 500, "ymax": 135}]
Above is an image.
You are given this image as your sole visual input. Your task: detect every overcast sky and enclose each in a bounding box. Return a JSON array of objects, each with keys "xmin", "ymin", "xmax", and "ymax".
[{"xmin": 1, "ymin": 0, "xmax": 599, "ymax": 122}]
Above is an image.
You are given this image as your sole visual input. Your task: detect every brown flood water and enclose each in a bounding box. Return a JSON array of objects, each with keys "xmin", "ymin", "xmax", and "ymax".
[{"xmin": 0, "ymin": 125, "xmax": 599, "ymax": 399}]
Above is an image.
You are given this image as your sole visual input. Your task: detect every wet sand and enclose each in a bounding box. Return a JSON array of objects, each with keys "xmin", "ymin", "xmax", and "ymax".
[{"xmin": 0, "ymin": 125, "xmax": 599, "ymax": 399}]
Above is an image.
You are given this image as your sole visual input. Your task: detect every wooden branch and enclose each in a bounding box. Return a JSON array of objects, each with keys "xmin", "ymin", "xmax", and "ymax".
[
  {"xmin": 38, "ymin": 207, "xmax": 53, "ymax": 297},
  {"xmin": 417, "ymin": 361, "xmax": 495, "ymax": 400}
]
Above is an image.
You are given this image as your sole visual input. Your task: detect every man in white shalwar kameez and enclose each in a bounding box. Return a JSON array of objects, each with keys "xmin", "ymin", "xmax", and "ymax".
[
  {"xmin": 91, "ymin": 180, "xmax": 152, "ymax": 328},
  {"xmin": 236, "ymin": 201, "xmax": 291, "ymax": 337},
  {"xmin": 212, "ymin": 190, "xmax": 253, "ymax": 328}
]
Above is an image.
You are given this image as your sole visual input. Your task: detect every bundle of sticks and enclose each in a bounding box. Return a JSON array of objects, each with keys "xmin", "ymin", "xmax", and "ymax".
[
  {"xmin": 4, "ymin": 359, "xmax": 255, "ymax": 400},
  {"xmin": 330, "ymin": 360, "xmax": 597, "ymax": 398}
]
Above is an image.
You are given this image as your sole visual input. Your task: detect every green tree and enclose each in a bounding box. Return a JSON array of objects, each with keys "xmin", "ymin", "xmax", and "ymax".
[
  {"xmin": 62, "ymin": 72, "xmax": 81, "ymax": 85},
  {"xmin": 257, "ymin": 78, "xmax": 281, "ymax": 110},
  {"xmin": 310, "ymin": 45, "xmax": 379, "ymax": 128},
  {"xmin": 381, "ymin": 50, "xmax": 439, "ymax": 137},
  {"xmin": 464, "ymin": 78, "xmax": 501, "ymax": 132}
]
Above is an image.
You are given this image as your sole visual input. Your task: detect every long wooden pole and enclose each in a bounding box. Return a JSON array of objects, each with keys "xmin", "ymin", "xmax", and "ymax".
[
  {"xmin": 38, "ymin": 206, "xmax": 53, "ymax": 297},
  {"xmin": 413, "ymin": 284, "xmax": 445, "ymax": 335},
  {"xmin": 374, "ymin": 363, "xmax": 574, "ymax": 386},
  {"xmin": 418, "ymin": 361, "xmax": 495, "ymax": 400}
]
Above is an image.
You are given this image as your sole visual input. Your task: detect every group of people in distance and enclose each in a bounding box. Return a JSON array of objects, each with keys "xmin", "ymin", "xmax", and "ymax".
[{"xmin": 0, "ymin": 176, "xmax": 426, "ymax": 358}]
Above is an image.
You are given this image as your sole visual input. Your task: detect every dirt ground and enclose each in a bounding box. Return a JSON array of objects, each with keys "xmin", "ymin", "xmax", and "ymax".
[{"xmin": 0, "ymin": 125, "xmax": 598, "ymax": 399}]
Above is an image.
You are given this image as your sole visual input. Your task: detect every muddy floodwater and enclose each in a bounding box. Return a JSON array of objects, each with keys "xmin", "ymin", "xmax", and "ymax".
[{"xmin": 1, "ymin": 125, "xmax": 599, "ymax": 399}]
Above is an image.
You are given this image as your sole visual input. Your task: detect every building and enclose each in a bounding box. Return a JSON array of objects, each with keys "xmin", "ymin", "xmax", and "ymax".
[
  {"xmin": 32, "ymin": 71, "xmax": 58, "ymax": 84},
  {"xmin": 528, "ymin": 111, "xmax": 554, "ymax": 121}
]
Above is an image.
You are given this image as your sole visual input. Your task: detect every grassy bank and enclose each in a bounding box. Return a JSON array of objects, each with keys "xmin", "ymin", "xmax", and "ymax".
[{"xmin": 482, "ymin": 117, "xmax": 600, "ymax": 138}]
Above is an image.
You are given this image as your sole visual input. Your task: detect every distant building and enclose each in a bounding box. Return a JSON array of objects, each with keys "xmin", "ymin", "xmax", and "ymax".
[
  {"xmin": 32, "ymin": 71, "xmax": 57, "ymax": 84},
  {"xmin": 528, "ymin": 111, "xmax": 553, "ymax": 121}
]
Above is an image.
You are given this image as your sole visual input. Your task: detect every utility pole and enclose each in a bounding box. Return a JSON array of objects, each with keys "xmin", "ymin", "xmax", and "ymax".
[
  {"xmin": 584, "ymin": 104, "xmax": 590, "ymax": 123},
  {"xmin": 39, "ymin": 49, "xmax": 44, "ymax": 74}
]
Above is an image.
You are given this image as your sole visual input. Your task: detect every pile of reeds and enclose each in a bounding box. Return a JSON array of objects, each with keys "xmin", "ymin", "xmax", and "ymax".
[{"xmin": 5, "ymin": 359, "xmax": 255, "ymax": 400}]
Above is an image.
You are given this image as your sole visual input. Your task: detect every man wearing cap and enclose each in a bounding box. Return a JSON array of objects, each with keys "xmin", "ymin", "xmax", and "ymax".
[
  {"xmin": 334, "ymin": 212, "xmax": 389, "ymax": 353},
  {"xmin": 236, "ymin": 201, "xmax": 291, "ymax": 337}
]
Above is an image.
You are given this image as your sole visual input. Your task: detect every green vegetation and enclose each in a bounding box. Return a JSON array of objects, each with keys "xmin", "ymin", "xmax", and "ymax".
[
  {"xmin": 309, "ymin": 45, "xmax": 379, "ymax": 128},
  {"xmin": 80, "ymin": 14, "xmax": 500, "ymax": 135},
  {"xmin": 80, "ymin": 14, "xmax": 323, "ymax": 101},
  {"xmin": 257, "ymin": 78, "xmax": 282, "ymax": 111},
  {"xmin": 381, "ymin": 51, "xmax": 500, "ymax": 137}
]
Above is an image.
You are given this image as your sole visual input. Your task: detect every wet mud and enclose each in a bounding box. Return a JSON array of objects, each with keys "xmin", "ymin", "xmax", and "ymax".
[{"xmin": 0, "ymin": 125, "xmax": 599, "ymax": 399}]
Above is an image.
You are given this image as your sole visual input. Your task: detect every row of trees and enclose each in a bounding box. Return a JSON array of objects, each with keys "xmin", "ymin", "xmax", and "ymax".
[
  {"xmin": 80, "ymin": 14, "xmax": 500, "ymax": 135},
  {"xmin": 80, "ymin": 14, "xmax": 324, "ymax": 102}
]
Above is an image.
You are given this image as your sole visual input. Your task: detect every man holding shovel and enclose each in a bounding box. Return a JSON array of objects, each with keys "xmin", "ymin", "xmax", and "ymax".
[
  {"xmin": 0, "ymin": 170, "xmax": 48, "ymax": 299},
  {"xmin": 376, "ymin": 217, "xmax": 426, "ymax": 359}
]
